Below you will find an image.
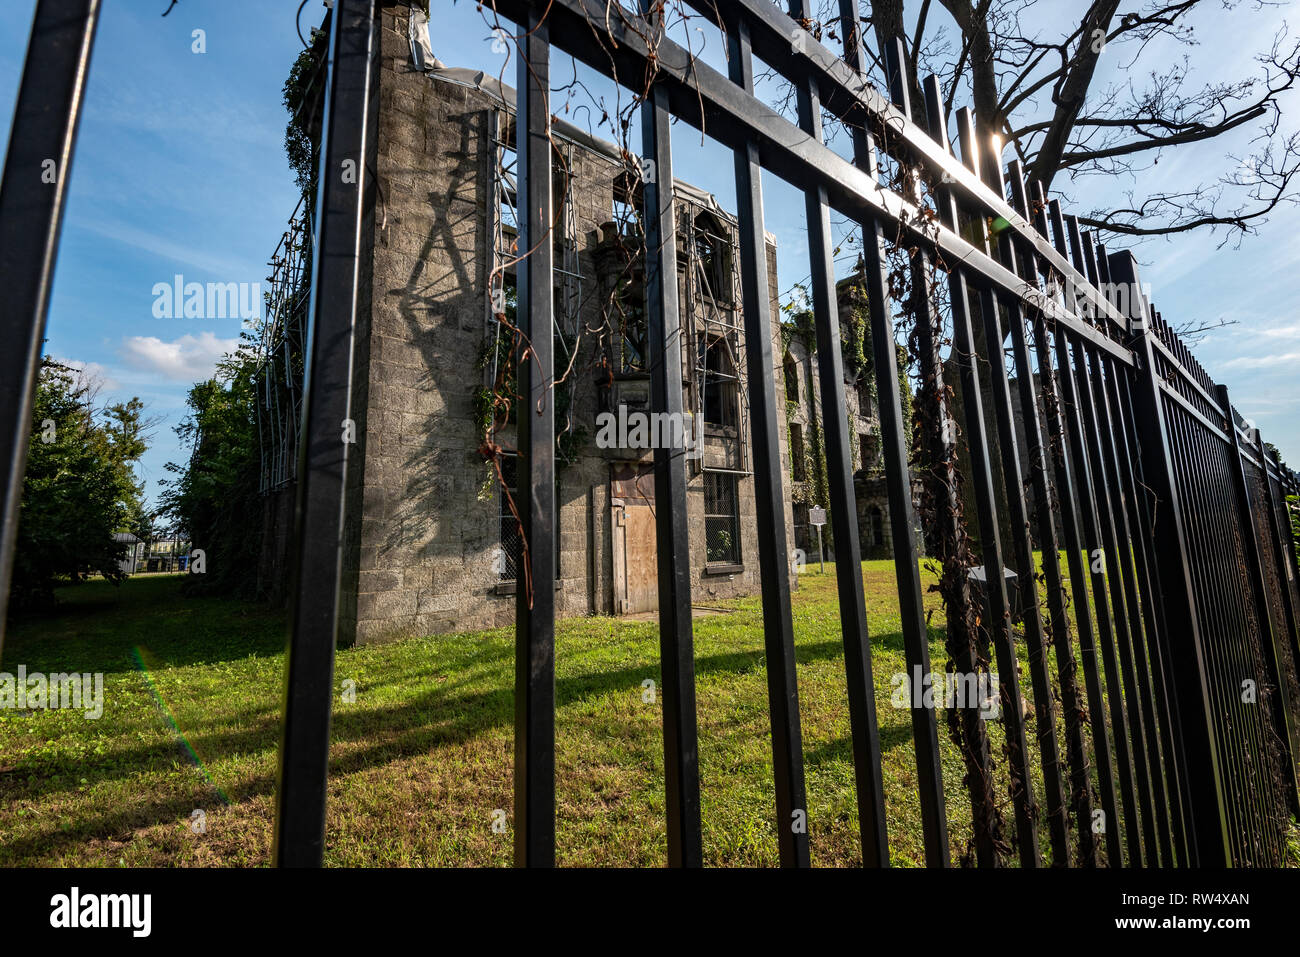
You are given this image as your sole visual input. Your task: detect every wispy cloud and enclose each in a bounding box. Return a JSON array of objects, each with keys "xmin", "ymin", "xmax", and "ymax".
[
  {"xmin": 1257, "ymin": 323, "xmax": 1300, "ymax": 339},
  {"xmin": 78, "ymin": 218, "xmax": 260, "ymax": 279},
  {"xmin": 48, "ymin": 357, "xmax": 121, "ymax": 391},
  {"xmin": 119, "ymin": 331, "xmax": 239, "ymax": 382},
  {"xmin": 1220, "ymin": 351, "xmax": 1300, "ymax": 371}
]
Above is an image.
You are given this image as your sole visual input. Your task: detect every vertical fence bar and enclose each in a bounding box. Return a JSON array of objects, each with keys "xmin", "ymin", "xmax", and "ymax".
[
  {"xmin": 1258, "ymin": 434, "xmax": 1300, "ymax": 807},
  {"xmin": 1045, "ymin": 201, "xmax": 1141, "ymax": 865},
  {"xmin": 1095, "ymin": 337, "xmax": 1188, "ymax": 864},
  {"xmin": 918, "ymin": 83, "xmax": 1041, "ymax": 867},
  {"xmin": 513, "ymin": 9, "xmax": 557, "ymax": 867},
  {"xmin": 789, "ymin": 0, "xmax": 889, "ymax": 867},
  {"xmin": 1059, "ymin": 217, "xmax": 1160, "ymax": 865},
  {"xmin": 1085, "ymin": 234, "xmax": 1183, "ymax": 864},
  {"xmin": 0, "ymin": 0, "xmax": 101, "ymax": 643},
  {"xmin": 1110, "ymin": 250, "xmax": 1231, "ymax": 866},
  {"xmin": 726, "ymin": 11, "xmax": 809, "ymax": 867},
  {"xmin": 1002, "ymin": 171, "xmax": 1097, "ymax": 866},
  {"xmin": 1018, "ymin": 182, "xmax": 1121, "ymax": 866},
  {"xmin": 1218, "ymin": 386, "xmax": 1300, "ymax": 814},
  {"xmin": 884, "ymin": 45, "xmax": 1009, "ymax": 869},
  {"xmin": 981, "ymin": 157, "xmax": 1074, "ymax": 865},
  {"xmin": 838, "ymin": 0, "xmax": 950, "ymax": 866},
  {"xmin": 1162, "ymin": 348, "xmax": 1249, "ymax": 864},
  {"xmin": 1112, "ymin": 364, "xmax": 1192, "ymax": 865},
  {"xmin": 640, "ymin": 8, "xmax": 703, "ymax": 865},
  {"xmin": 273, "ymin": 0, "xmax": 375, "ymax": 867},
  {"xmin": 1174, "ymin": 375, "xmax": 1263, "ymax": 862}
]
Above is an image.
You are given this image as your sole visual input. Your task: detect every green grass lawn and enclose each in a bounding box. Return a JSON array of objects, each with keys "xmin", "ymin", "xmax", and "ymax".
[{"xmin": 2, "ymin": 565, "xmax": 1293, "ymax": 866}]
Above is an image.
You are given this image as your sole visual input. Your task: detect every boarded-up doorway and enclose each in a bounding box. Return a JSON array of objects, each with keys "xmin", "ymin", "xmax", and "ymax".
[{"xmin": 611, "ymin": 462, "xmax": 658, "ymax": 615}]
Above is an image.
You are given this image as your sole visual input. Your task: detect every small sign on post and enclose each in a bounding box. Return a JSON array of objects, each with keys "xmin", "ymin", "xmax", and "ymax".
[{"xmin": 809, "ymin": 506, "xmax": 827, "ymax": 574}]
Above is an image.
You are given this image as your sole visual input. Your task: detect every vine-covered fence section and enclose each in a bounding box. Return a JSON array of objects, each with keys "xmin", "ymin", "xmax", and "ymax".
[{"xmin": 2, "ymin": 0, "xmax": 1298, "ymax": 867}]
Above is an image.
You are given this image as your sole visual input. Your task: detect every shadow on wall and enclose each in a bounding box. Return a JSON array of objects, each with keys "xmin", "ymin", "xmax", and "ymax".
[{"xmin": 381, "ymin": 101, "xmax": 486, "ymax": 566}]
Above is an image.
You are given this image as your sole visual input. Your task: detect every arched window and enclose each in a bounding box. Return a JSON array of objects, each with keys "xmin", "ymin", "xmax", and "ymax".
[{"xmin": 784, "ymin": 352, "xmax": 799, "ymax": 403}]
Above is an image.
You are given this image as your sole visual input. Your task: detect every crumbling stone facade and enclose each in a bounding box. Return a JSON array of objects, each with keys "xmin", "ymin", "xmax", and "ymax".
[
  {"xmin": 781, "ymin": 273, "xmax": 897, "ymax": 562},
  {"xmin": 330, "ymin": 4, "xmax": 898, "ymax": 643}
]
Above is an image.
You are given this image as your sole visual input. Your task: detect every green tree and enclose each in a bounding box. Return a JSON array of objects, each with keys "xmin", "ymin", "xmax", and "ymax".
[
  {"xmin": 12, "ymin": 359, "xmax": 149, "ymax": 610},
  {"xmin": 161, "ymin": 340, "xmax": 263, "ymax": 597}
]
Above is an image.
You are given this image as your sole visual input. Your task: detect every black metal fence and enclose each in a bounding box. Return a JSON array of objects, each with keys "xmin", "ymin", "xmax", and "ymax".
[{"xmin": 2, "ymin": 0, "xmax": 1299, "ymax": 868}]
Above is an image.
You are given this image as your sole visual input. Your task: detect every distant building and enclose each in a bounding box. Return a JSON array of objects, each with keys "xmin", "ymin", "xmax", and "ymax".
[{"xmin": 112, "ymin": 532, "xmax": 141, "ymax": 576}]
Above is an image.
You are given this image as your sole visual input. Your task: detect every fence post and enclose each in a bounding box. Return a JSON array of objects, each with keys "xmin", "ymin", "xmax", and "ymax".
[
  {"xmin": 273, "ymin": 0, "xmax": 375, "ymax": 867},
  {"xmin": 1217, "ymin": 387, "xmax": 1300, "ymax": 813},
  {"xmin": 640, "ymin": 1, "xmax": 703, "ymax": 868},
  {"xmin": 0, "ymin": 0, "xmax": 102, "ymax": 643},
  {"xmin": 513, "ymin": 7, "xmax": 557, "ymax": 868},
  {"xmin": 1108, "ymin": 250, "xmax": 1231, "ymax": 866}
]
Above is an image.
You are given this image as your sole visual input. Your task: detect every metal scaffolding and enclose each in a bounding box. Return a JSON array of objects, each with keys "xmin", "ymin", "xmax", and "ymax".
[
  {"xmin": 680, "ymin": 196, "xmax": 748, "ymax": 473},
  {"xmin": 485, "ymin": 108, "xmax": 583, "ymax": 436},
  {"xmin": 254, "ymin": 195, "xmax": 311, "ymax": 494}
]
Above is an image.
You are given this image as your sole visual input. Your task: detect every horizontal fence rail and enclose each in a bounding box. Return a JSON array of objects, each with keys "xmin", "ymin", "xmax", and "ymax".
[{"xmin": 2, "ymin": 0, "xmax": 1298, "ymax": 868}]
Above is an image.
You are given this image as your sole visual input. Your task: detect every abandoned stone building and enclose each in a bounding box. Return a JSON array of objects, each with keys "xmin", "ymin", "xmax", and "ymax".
[{"xmin": 258, "ymin": 4, "xmax": 897, "ymax": 643}]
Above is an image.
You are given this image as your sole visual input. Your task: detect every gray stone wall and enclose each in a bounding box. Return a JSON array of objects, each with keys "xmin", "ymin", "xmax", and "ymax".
[{"xmin": 340, "ymin": 4, "xmax": 797, "ymax": 643}]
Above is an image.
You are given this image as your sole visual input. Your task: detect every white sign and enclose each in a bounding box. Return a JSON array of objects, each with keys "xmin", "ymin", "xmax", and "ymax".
[{"xmin": 809, "ymin": 507, "xmax": 827, "ymax": 526}]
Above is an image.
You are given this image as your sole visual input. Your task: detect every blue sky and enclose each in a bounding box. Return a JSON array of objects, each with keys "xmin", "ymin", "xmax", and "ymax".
[
  {"xmin": 0, "ymin": 0, "xmax": 307, "ymax": 510},
  {"xmin": 2, "ymin": 0, "xmax": 1297, "ymax": 513}
]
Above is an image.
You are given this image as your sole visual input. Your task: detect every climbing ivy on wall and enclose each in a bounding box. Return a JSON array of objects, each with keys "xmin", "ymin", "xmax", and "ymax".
[{"xmin": 282, "ymin": 27, "xmax": 329, "ymax": 205}]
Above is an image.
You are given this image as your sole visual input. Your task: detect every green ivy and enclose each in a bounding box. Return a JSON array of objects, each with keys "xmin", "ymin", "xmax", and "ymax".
[{"xmin": 282, "ymin": 28, "xmax": 329, "ymax": 204}]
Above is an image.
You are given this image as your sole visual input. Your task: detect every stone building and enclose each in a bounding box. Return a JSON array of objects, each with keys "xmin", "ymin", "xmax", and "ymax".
[
  {"xmin": 261, "ymin": 4, "xmax": 898, "ymax": 643},
  {"xmin": 782, "ymin": 270, "xmax": 897, "ymax": 562}
]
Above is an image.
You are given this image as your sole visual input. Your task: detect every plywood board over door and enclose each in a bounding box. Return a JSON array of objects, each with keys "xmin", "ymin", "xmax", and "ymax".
[{"xmin": 611, "ymin": 462, "xmax": 658, "ymax": 615}]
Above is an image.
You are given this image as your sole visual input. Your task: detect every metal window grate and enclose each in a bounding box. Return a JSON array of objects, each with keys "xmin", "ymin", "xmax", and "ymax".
[{"xmin": 704, "ymin": 472, "xmax": 740, "ymax": 565}]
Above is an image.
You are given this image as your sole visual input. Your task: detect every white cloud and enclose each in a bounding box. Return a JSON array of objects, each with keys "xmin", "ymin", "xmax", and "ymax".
[
  {"xmin": 1220, "ymin": 351, "xmax": 1300, "ymax": 371},
  {"xmin": 119, "ymin": 331, "xmax": 239, "ymax": 382},
  {"xmin": 47, "ymin": 357, "xmax": 120, "ymax": 391},
  {"xmin": 1258, "ymin": 323, "xmax": 1300, "ymax": 340}
]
